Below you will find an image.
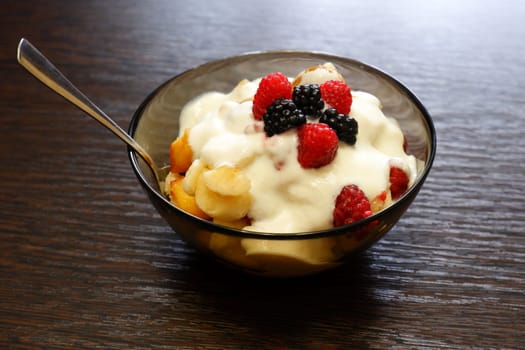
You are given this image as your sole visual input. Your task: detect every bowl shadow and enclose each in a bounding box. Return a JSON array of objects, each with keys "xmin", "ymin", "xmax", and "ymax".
[{"xmin": 171, "ymin": 251, "xmax": 385, "ymax": 342}]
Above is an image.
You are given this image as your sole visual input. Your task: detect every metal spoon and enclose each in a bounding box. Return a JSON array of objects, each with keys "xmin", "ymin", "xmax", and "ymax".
[{"xmin": 16, "ymin": 38, "xmax": 167, "ymax": 187}]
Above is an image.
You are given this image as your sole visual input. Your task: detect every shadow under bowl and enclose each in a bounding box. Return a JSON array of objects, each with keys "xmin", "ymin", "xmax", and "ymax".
[{"xmin": 128, "ymin": 51, "xmax": 436, "ymax": 277}]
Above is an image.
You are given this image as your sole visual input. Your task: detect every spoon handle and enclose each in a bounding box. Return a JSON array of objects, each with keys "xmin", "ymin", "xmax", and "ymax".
[{"xmin": 16, "ymin": 38, "xmax": 160, "ymax": 182}]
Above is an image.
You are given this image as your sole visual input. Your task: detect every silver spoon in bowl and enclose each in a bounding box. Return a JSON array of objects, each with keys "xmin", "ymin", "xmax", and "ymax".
[{"xmin": 16, "ymin": 38, "xmax": 168, "ymax": 188}]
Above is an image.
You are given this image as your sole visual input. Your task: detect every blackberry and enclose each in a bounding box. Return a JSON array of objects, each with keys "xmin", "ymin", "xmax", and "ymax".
[
  {"xmin": 263, "ymin": 98, "xmax": 306, "ymax": 136},
  {"xmin": 319, "ymin": 108, "xmax": 358, "ymax": 145},
  {"xmin": 292, "ymin": 84, "xmax": 324, "ymax": 118}
]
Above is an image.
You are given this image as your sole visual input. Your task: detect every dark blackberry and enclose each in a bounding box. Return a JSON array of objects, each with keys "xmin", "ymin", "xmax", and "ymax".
[
  {"xmin": 292, "ymin": 84, "xmax": 324, "ymax": 118},
  {"xmin": 319, "ymin": 108, "xmax": 358, "ymax": 145},
  {"xmin": 263, "ymin": 98, "xmax": 306, "ymax": 136}
]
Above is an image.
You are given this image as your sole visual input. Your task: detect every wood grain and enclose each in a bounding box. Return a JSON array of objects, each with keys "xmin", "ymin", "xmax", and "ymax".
[{"xmin": 1, "ymin": 0, "xmax": 524, "ymax": 348}]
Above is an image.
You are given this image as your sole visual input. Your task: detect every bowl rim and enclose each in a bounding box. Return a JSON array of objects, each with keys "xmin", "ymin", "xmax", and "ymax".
[{"xmin": 128, "ymin": 50, "xmax": 436, "ymax": 240}]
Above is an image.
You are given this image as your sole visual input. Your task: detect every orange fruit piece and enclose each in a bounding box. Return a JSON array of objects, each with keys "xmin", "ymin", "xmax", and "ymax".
[
  {"xmin": 169, "ymin": 175, "xmax": 210, "ymax": 220},
  {"xmin": 170, "ymin": 128, "xmax": 193, "ymax": 174}
]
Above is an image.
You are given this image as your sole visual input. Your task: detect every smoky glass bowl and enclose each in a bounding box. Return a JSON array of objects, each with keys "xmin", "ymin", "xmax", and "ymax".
[{"xmin": 128, "ymin": 51, "xmax": 436, "ymax": 278}]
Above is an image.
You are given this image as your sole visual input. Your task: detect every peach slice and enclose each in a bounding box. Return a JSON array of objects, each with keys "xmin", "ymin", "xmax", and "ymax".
[
  {"xmin": 169, "ymin": 175, "xmax": 210, "ymax": 220},
  {"xmin": 169, "ymin": 128, "xmax": 193, "ymax": 174}
]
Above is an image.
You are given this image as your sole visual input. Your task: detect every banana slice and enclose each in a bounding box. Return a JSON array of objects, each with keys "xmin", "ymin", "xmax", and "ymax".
[
  {"xmin": 182, "ymin": 159, "xmax": 208, "ymax": 196},
  {"xmin": 292, "ymin": 62, "xmax": 345, "ymax": 87},
  {"xmin": 195, "ymin": 175, "xmax": 251, "ymax": 221},
  {"xmin": 201, "ymin": 165, "xmax": 251, "ymax": 197},
  {"xmin": 240, "ymin": 237, "xmax": 340, "ymax": 277}
]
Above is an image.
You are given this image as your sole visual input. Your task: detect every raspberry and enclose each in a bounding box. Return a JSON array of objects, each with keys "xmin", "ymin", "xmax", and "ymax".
[
  {"xmin": 319, "ymin": 108, "xmax": 358, "ymax": 145},
  {"xmin": 292, "ymin": 84, "xmax": 324, "ymax": 118},
  {"xmin": 252, "ymin": 72, "xmax": 292, "ymax": 120},
  {"xmin": 389, "ymin": 166, "xmax": 409, "ymax": 200},
  {"xmin": 320, "ymin": 80, "xmax": 352, "ymax": 115},
  {"xmin": 297, "ymin": 123, "xmax": 339, "ymax": 169},
  {"xmin": 333, "ymin": 184, "xmax": 373, "ymax": 227},
  {"xmin": 263, "ymin": 99, "xmax": 306, "ymax": 136}
]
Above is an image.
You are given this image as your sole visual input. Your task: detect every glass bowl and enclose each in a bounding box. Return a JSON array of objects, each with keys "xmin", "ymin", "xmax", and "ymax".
[{"xmin": 128, "ymin": 51, "xmax": 436, "ymax": 277}]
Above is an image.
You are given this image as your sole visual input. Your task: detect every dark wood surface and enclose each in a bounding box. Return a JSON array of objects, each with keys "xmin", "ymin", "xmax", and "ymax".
[{"xmin": 1, "ymin": 0, "xmax": 524, "ymax": 348}]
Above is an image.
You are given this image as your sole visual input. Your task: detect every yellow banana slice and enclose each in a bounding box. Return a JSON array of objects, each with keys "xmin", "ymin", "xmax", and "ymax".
[
  {"xmin": 195, "ymin": 175, "xmax": 251, "ymax": 221},
  {"xmin": 201, "ymin": 165, "xmax": 251, "ymax": 197}
]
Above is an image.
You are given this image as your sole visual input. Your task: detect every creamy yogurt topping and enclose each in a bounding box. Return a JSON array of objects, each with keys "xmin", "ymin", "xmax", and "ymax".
[{"xmin": 177, "ymin": 74, "xmax": 417, "ymax": 233}]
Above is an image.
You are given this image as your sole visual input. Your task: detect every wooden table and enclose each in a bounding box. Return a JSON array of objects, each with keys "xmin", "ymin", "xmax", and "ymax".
[{"xmin": 1, "ymin": 0, "xmax": 524, "ymax": 348}]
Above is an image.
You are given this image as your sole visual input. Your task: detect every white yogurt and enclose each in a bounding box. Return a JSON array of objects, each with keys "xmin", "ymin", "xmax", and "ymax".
[{"xmin": 177, "ymin": 73, "xmax": 417, "ymax": 233}]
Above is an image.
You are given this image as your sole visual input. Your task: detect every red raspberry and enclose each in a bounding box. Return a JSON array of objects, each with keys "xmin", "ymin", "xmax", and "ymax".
[
  {"xmin": 333, "ymin": 184, "xmax": 373, "ymax": 226},
  {"xmin": 297, "ymin": 123, "xmax": 339, "ymax": 169},
  {"xmin": 319, "ymin": 80, "xmax": 352, "ymax": 115},
  {"xmin": 389, "ymin": 166, "xmax": 409, "ymax": 200},
  {"xmin": 252, "ymin": 72, "xmax": 292, "ymax": 120}
]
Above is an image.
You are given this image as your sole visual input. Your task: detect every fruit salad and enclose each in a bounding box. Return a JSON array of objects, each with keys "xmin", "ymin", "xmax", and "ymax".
[
  {"xmin": 164, "ymin": 63, "xmax": 418, "ymax": 234},
  {"xmin": 163, "ymin": 63, "xmax": 420, "ymax": 275}
]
